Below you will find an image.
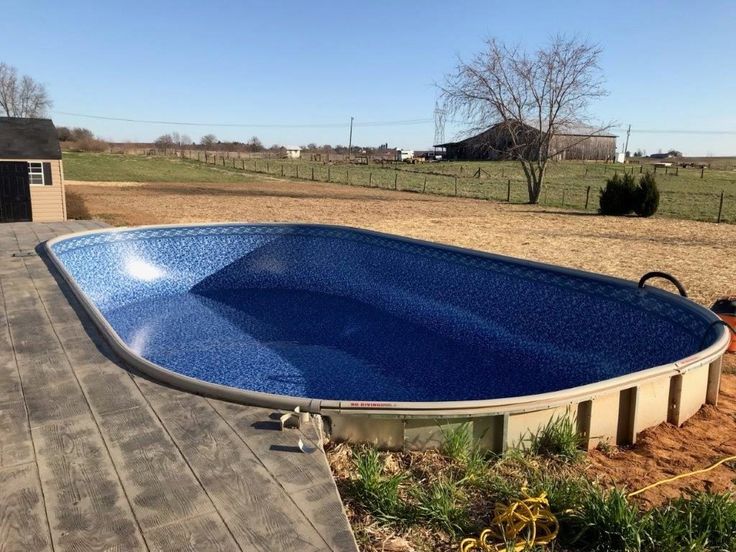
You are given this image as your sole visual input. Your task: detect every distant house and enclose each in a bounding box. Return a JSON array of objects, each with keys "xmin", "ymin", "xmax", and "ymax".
[
  {"xmin": 0, "ymin": 117, "xmax": 66, "ymax": 222},
  {"xmin": 285, "ymin": 146, "xmax": 301, "ymax": 159},
  {"xmin": 435, "ymin": 122, "xmax": 617, "ymax": 162}
]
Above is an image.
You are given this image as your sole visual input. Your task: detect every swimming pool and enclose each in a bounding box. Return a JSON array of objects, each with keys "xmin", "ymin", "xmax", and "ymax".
[{"xmin": 46, "ymin": 223, "xmax": 729, "ymax": 450}]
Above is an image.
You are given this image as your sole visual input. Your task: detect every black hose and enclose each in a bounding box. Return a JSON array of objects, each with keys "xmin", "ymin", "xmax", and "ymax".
[
  {"xmin": 699, "ymin": 319, "xmax": 736, "ymax": 350},
  {"xmin": 638, "ymin": 271, "xmax": 688, "ymax": 297}
]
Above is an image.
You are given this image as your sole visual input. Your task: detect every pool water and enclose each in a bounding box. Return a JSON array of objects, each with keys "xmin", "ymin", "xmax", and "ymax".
[{"xmin": 49, "ymin": 225, "xmax": 713, "ymax": 403}]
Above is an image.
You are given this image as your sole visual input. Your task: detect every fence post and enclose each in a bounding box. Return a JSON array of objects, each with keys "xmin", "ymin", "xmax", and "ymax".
[
  {"xmin": 312, "ymin": 167, "xmax": 315, "ymax": 181},
  {"xmin": 454, "ymin": 176, "xmax": 458, "ymax": 196},
  {"xmin": 585, "ymin": 186, "xmax": 591, "ymax": 210},
  {"xmin": 423, "ymin": 175, "xmax": 427, "ymax": 193},
  {"xmin": 369, "ymin": 172, "xmax": 372, "ymax": 186},
  {"xmin": 222, "ymin": 157, "xmax": 225, "ymax": 166},
  {"xmin": 701, "ymin": 167, "xmax": 705, "ymax": 179},
  {"xmin": 242, "ymin": 160, "xmax": 245, "ymax": 170},
  {"xmin": 585, "ymin": 166, "xmax": 588, "ymax": 177},
  {"xmin": 281, "ymin": 165, "xmax": 284, "ymax": 177},
  {"xmin": 717, "ymin": 191, "xmax": 725, "ymax": 223},
  {"xmin": 394, "ymin": 172, "xmax": 398, "ymax": 190},
  {"xmin": 204, "ymin": 151, "xmax": 208, "ymax": 163},
  {"xmin": 665, "ymin": 166, "xmax": 669, "ymax": 175},
  {"xmin": 296, "ymin": 165, "xmax": 299, "ymax": 179},
  {"xmin": 640, "ymin": 165, "xmax": 643, "ymax": 173},
  {"xmin": 346, "ymin": 169, "xmax": 349, "ymax": 184},
  {"xmin": 506, "ymin": 179, "xmax": 511, "ymax": 202},
  {"xmin": 328, "ymin": 167, "xmax": 331, "ymax": 182}
]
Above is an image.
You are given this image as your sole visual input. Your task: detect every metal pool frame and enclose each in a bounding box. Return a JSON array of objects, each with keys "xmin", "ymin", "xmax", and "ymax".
[{"xmin": 45, "ymin": 223, "xmax": 731, "ymax": 452}]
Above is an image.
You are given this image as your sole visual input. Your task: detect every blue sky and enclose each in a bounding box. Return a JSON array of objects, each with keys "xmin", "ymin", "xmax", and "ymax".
[{"xmin": 1, "ymin": 0, "xmax": 734, "ymax": 154}]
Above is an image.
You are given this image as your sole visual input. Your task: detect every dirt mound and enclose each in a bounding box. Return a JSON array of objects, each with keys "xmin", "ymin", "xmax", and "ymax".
[{"xmin": 589, "ymin": 361, "xmax": 736, "ymax": 506}]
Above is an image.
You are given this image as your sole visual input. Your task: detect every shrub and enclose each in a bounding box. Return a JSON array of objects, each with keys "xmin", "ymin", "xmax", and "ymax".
[
  {"xmin": 599, "ymin": 173, "xmax": 638, "ymax": 215},
  {"xmin": 634, "ymin": 172, "xmax": 659, "ymax": 217}
]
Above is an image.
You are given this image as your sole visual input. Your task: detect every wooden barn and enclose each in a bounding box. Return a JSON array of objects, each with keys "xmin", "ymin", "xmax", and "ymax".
[
  {"xmin": 436, "ymin": 122, "xmax": 617, "ymax": 162},
  {"xmin": 0, "ymin": 117, "xmax": 66, "ymax": 222}
]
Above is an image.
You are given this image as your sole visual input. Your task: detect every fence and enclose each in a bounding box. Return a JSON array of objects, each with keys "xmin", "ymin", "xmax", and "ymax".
[{"xmin": 168, "ymin": 149, "xmax": 736, "ymax": 224}]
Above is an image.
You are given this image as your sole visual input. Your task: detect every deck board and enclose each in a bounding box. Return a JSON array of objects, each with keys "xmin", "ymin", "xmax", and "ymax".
[
  {"xmin": 0, "ymin": 463, "xmax": 51, "ymax": 552},
  {"xmin": 0, "ymin": 221, "xmax": 356, "ymax": 552}
]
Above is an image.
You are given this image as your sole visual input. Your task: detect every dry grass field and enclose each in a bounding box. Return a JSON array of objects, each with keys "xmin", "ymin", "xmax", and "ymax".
[{"xmin": 66, "ymin": 177, "xmax": 735, "ymax": 306}]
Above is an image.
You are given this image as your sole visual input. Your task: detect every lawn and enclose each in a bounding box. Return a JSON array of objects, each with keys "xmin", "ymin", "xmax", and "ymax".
[
  {"xmin": 228, "ymin": 157, "xmax": 736, "ymax": 224},
  {"xmin": 63, "ymin": 151, "xmax": 257, "ymax": 183},
  {"xmin": 64, "ymin": 152, "xmax": 736, "ymax": 223}
]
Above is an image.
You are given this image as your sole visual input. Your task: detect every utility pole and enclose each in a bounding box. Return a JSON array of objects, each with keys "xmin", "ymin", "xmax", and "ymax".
[
  {"xmin": 348, "ymin": 116, "xmax": 354, "ymax": 160},
  {"xmin": 623, "ymin": 124, "xmax": 631, "ymax": 161}
]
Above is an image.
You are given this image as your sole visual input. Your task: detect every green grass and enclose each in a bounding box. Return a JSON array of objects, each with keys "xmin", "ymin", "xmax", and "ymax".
[
  {"xmin": 351, "ymin": 447, "xmax": 407, "ymax": 523},
  {"xmin": 202, "ymin": 153, "xmax": 736, "ymax": 224},
  {"xmin": 338, "ymin": 438, "xmax": 736, "ymax": 551},
  {"xmin": 63, "ymin": 152, "xmax": 256, "ymax": 183},
  {"xmin": 527, "ymin": 411, "xmax": 585, "ymax": 463},
  {"xmin": 65, "ymin": 151, "xmax": 736, "ymax": 223}
]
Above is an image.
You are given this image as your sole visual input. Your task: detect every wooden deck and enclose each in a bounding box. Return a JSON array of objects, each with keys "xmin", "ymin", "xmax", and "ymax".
[{"xmin": 0, "ymin": 221, "xmax": 357, "ymax": 552}]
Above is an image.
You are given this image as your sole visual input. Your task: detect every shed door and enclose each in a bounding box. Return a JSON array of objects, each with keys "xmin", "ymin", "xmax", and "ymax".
[{"xmin": 0, "ymin": 162, "xmax": 32, "ymax": 222}]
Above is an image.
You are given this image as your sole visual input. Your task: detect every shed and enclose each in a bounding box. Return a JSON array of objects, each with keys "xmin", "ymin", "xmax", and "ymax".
[
  {"xmin": 285, "ymin": 146, "xmax": 301, "ymax": 160},
  {"xmin": 0, "ymin": 117, "xmax": 66, "ymax": 222}
]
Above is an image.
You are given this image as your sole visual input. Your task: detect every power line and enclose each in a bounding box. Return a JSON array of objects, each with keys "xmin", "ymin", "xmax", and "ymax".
[
  {"xmin": 52, "ymin": 110, "xmax": 433, "ymax": 128},
  {"xmin": 52, "ymin": 110, "xmax": 736, "ymax": 135}
]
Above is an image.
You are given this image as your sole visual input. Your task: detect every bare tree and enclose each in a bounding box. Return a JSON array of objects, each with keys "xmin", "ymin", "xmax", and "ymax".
[
  {"xmin": 0, "ymin": 63, "xmax": 52, "ymax": 118},
  {"xmin": 441, "ymin": 36, "xmax": 611, "ymax": 203},
  {"xmin": 154, "ymin": 134, "xmax": 175, "ymax": 151},
  {"xmin": 200, "ymin": 134, "xmax": 217, "ymax": 147}
]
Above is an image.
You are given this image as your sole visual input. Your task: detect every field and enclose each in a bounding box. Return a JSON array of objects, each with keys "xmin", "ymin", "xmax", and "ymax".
[
  {"xmin": 63, "ymin": 151, "xmax": 259, "ymax": 183},
  {"xmin": 66, "ymin": 152, "xmax": 736, "ymax": 223},
  {"xmin": 178, "ymin": 151, "xmax": 736, "ymax": 223},
  {"xmin": 63, "ymin": 152, "xmax": 736, "ymax": 551}
]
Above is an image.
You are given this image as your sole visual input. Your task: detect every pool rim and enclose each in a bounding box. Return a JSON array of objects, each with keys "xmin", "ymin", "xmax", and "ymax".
[{"xmin": 44, "ymin": 222, "xmax": 731, "ymax": 418}]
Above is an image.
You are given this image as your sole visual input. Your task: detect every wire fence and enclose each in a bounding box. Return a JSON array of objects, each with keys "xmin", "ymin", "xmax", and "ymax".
[{"xmin": 168, "ymin": 149, "xmax": 736, "ymax": 224}]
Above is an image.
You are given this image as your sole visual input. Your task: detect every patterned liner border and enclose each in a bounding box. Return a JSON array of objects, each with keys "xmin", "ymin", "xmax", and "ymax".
[{"xmin": 50, "ymin": 224, "xmax": 711, "ymax": 337}]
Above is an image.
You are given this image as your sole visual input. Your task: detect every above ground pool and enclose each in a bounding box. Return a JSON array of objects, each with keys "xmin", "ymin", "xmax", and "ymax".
[{"xmin": 47, "ymin": 223, "xmax": 730, "ymax": 450}]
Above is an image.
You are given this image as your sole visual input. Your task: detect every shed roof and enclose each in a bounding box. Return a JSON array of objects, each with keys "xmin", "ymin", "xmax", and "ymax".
[{"xmin": 0, "ymin": 117, "xmax": 62, "ymax": 160}]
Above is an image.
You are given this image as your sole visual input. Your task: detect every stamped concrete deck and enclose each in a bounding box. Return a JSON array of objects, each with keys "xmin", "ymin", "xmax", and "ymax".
[{"xmin": 0, "ymin": 221, "xmax": 357, "ymax": 552}]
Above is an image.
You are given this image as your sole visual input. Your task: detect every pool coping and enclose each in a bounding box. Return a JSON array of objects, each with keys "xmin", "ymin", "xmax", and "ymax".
[{"xmin": 44, "ymin": 222, "xmax": 731, "ymax": 420}]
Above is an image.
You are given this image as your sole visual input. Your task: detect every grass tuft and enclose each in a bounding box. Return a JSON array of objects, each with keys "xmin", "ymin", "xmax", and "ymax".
[
  {"xmin": 527, "ymin": 411, "xmax": 584, "ymax": 463},
  {"xmin": 351, "ymin": 447, "xmax": 406, "ymax": 523},
  {"xmin": 566, "ymin": 486, "xmax": 647, "ymax": 551},
  {"xmin": 414, "ymin": 476, "xmax": 470, "ymax": 535}
]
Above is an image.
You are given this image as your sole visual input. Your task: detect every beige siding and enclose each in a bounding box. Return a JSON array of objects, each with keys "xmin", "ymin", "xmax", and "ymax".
[{"xmin": 0, "ymin": 159, "xmax": 66, "ymax": 222}]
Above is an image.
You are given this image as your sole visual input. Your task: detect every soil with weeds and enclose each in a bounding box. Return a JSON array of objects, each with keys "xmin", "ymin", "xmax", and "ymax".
[{"xmin": 327, "ymin": 390, "xmax": 736, "ymax": 552}]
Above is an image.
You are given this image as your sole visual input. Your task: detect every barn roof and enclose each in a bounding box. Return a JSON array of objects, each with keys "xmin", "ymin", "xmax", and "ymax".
[
  {"xmin": 435, "ymin": 122, "xmax": 617, "ymax": 148},
  {"xmin": 0, "ymin": 117, "xmax": 62, "ymax": 160}
]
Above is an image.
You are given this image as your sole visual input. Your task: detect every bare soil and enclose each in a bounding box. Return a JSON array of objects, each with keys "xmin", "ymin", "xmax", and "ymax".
[{"xmin": 66, "ymin": 177, "xmax": 736, "ymax": 500}]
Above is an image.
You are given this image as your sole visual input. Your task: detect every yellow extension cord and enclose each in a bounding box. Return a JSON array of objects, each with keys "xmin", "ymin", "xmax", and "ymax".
[{"xmin": 459, "ymin": 455, "xmax": 736, "ymax": 552}]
